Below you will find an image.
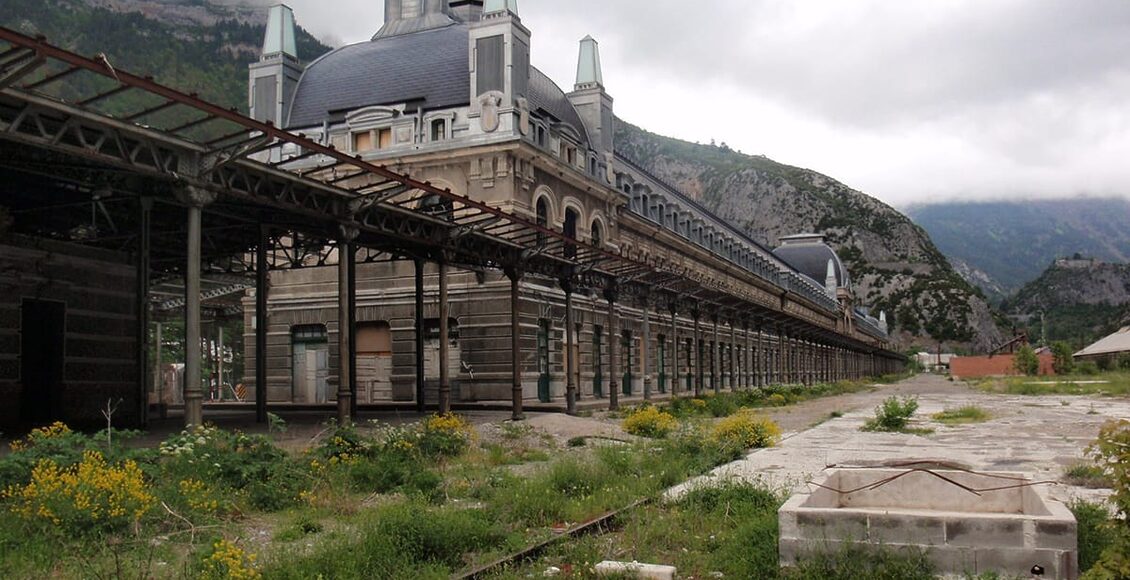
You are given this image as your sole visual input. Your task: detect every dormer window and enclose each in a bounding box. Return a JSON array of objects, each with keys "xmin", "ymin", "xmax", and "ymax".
[
  {"xmin": 430, "ymin": 119, "xmax": 447, "ymax": 141},
  {"xmin": 353, "ymin": 128, "xmax": 392, "ymax": 153}
]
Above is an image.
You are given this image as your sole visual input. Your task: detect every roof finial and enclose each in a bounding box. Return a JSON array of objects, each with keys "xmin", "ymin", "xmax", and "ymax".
[
  {"xmin": 575, "ymin": 35, "xmax": 603, "ymax": 89},
  {"xmin": 825, "ymin": 258, "xmax": 838, "ymax": 296},
  {"xmin": 262, "ymin": 4, "xmax": 297, "ymax": 60}
]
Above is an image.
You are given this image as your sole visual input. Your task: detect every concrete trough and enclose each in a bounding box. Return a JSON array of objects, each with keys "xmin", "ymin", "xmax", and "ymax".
[{"xmin": 779, "ymin": 468, "xmax": 1078, "ymax": 579}]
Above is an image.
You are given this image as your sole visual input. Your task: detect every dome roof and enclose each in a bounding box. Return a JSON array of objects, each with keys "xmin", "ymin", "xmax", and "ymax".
[
  {"xmin": 772, "ymin": 233, "xmax": 849, "ymax": 289},
  {"xmin": 286, "ymin": 23, "xmax": 588, "ymax": 145}
]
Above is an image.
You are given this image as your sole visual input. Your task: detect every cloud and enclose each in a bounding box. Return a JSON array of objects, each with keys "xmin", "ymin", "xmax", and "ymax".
[{"xmin": 279, "ymin": 0, "xmax": 1130, "ymax": 206}]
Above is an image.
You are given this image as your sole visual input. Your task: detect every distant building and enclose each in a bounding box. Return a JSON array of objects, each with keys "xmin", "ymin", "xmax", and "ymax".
[{"xmin": 1075, "ymin": 327, "xmax": 1130, "ymax": 364}]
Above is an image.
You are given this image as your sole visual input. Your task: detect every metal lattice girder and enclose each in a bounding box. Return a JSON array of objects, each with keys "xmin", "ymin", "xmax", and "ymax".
[{"xmin": 0, "ymin": 27, "xmax": 900, "ymax": 359}]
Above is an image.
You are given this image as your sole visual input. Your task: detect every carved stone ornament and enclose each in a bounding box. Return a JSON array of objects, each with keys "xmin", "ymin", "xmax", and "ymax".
[
  {"xmin": 479, "ymin": 93, "xmax": 502, "ymax": 133},
  {"xmin": 517, "ymin": 97, "xmax": 530, "ymax": 136},
  {"xmin": 176, "ymin": 184, "xmax": 218, "ymax": 208},
  {"xmin": 604, "ymin": 152, "xmax": 615, "ymax": 184},
  {"xmin": 338, "ymin": 223, "xmax": 361, "ymax": 242}
]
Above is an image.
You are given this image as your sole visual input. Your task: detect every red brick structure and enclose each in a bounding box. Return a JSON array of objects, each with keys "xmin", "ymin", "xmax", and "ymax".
[{"xmin": 950, "ymin": 353, "xmax": 1055, "ymax": 380}]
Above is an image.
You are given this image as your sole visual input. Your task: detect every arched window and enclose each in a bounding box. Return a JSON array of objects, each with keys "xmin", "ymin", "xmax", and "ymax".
[
  {"xmin": 591, "ymin": 219, "xmax": 603, "ymax": 247},
  {"xmin": 564, "ymin": 207, "xmax": 578, "ymax": 259},
  {"xmin": 536, "ymin": 196, "xmax": 549, "ymax": 248}
]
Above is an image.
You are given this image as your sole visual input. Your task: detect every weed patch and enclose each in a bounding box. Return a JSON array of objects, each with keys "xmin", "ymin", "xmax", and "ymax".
[{"xmin": 931, "ymin": 405, "xmax": 991, "ymax": 425}]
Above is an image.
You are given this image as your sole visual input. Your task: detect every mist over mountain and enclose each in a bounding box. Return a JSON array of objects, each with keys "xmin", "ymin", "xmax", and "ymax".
[{"xmin": 907, "ymin": 198, "xmax": 1130, "ymax": 301}]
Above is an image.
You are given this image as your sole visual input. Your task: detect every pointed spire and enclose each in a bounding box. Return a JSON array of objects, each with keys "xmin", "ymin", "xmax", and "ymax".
[
  {"xmin": 575, "ymin": 35, "xmax": 604, "ymax": 89},
  {"xmin": 262, "ymin": 4, "xmax": 297, "ymax": 60},
  {"xmin": 483, "ymin": 0, "xmax": 519, "ymax": 17},
  {"xmin": 825, "ymin": 259, "xmax": 838, "ymax": 296}
]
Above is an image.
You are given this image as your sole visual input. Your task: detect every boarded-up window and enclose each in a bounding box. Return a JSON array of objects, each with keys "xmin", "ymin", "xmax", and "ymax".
[
  {"xmin": 476, "ymin": 35, "xmax": 505, "ymax": 95},
  {"xmin": 353, "ymin": 131, "xmax": 373, "ymax": 152},
  {"xmin": 378, "ymin": 128, "xmax": 393, "ymax": 149},
  {"xmin": 356, "ymin": 322, "xmax": 392, "ymax": 355},
  {"xmin": 254, "ymin": 76, "xmax": 278, "ymax": 124}
]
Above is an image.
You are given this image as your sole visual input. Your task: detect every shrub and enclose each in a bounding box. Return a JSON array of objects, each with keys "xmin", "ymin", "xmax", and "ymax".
[
  {"xmin": 419, "ymin": 413, "xmax": 473, "ymax": 458},
  {"xmin": 201, "ymin": 538, "xmax": 261, "ymax": 580},
  {"xmin": 1013, "ymin": 344, "xmax": 1039, "ymax": 376},
  {"xmin": 1069, "ymin": 500, "xmax": 1114, "ymax": 575},
  {"xmin": 622, "ymin": 406, "xmax": 678, "ymax": 438},
  {"xmin": 159, "ymin": 425, "xmax": 304, "ymax": 511},
  {"xmin": 1085, "ymin": 420, "xmax": 1130, "ymax": 577},
  {"xmin": 1078, "ymin": 361, "xmax": 1101, "ymax": 376},
  {"xmin": 712, "ymin": 409, "xmax": 780, "ymax": 456},
  {"xmin": 2, "ymin": 422, "xmax": 101, "ymax": 489},
  {"xmin": 1120, "ymin": 354, "xmax": 1130, "ymax": 371},
  {"xmin": 863, "ymin": 396, "xmax": 919, "ymax": 432},
  {"xmin": 2, "ymin": 450, "xmax": 154, "ymax": 535},
  {"xmin": 1051, "ymin": 341, "xmax": 1076, "ymax": 374}
]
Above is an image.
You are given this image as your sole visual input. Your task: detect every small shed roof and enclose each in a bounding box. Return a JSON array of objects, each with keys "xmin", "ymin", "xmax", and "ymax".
[{"xmin": 1076, "ymin": 326, "xmax": 1130, "ymax": 358}]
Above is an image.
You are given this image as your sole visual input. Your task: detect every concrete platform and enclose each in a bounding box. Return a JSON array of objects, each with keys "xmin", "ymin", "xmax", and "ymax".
[{"xmin": 779, "ymin": 468, "xmax": 1078, "ymax": 579}]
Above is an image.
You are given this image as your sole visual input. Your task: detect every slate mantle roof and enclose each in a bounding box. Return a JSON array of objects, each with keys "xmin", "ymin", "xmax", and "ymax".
[
  {"xmin": 772, "ymin": 235, "xmax": 849, "ymax": 289},
  {"xmin": 286, "ymin": 23, "xmax": 589, "ymax": 146}
]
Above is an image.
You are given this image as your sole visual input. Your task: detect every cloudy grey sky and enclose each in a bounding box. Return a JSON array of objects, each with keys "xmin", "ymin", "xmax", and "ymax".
[{"xmin": 280, "ymin": 0, "xmax": 1130, "ymax": 208}]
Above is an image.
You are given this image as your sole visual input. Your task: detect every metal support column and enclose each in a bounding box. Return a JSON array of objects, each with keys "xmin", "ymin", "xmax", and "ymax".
[
  {"xmin": 255, "ymin": 224, "xmax": 269, "ymax": 423},
  {"xmin": 732, "ymin": 318, "xmax": 741, "ymax": 391},
  {"xmin": 712, "ymin": 314, "xmax": 720, "ymax": 394},
  {"xmin": 184, "ymin": 202, "xmax": 204, "ymax": 428},
  {"xmin": 348, "ymin": 242, "xmax": 358, "ymax": 418},
  {"xmin": 509, "ymin": 269, "xmax": 524, "ymax": 421},
  {"xmin": 693, "ymin": 311, "xmax": 703, "ymax": 397},
  {"xmin": 563, "ymin": 280, "xmax": 576, "ymax": 415},
  {"xmin": 438, "ymin": 261, "xmax": 451, "ymax": 414},
  {"xmin": 414, "ymin": 259, "xmax": 426, "ymax": 413},
  {"xmin": 606, "ymin": 289, "xmax": 619, "ymax": 411},
  {"xmin": 642, "ymin": 297, "xmax": 651, "ymax": 401},
  {"xmin": 136, "ymin": 197, "xmax": 152, "ymax": 427},
  {"xmin": 154, "ymin": 322, "xmax": 164, "ymax": 419},
  {"xmin": 336, "ymin": 235, "xmax": 356, "ymax": 425},
  {"xmin": 669, "ymin": 303, "xmax": 678, "ymax": 397}
]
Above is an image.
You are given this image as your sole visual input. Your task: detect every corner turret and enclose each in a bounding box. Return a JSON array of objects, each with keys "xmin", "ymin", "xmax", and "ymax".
[
  {"xmin": 468, "ymin": 0, "xmax": 530, "ymax": 136},
  {"xmin": 248, "ymin": 4, "xmax": 304, "ymax": 127},
  {"xmin": 567, "ymin": 36, "xmax": 614, "ymax": 183}
]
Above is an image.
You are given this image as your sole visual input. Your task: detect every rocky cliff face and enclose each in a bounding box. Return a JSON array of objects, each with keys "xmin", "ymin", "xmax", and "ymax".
[{"xmin": 615, "ymin": 121, "xmax": 1003, "ymax": 352}]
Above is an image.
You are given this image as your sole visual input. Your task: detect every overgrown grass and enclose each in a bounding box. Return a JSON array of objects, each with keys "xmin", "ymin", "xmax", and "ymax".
[
  {"xmin": 1063, "ymin": 462, "xmax": 1113, "ymax": 488},
  {"xmin": 665, "ymin": 379, "xmax": 876, "ymax": 420},
  {"xmin": 975, "ymin": 371, "xmax": 1130, "ymax": 397},
  {"xmin": 487, "ymin": 481, "xmax": 938, "ymax": 580},
  {"xmin": 931, "ymin": 405, "xmax": 991, "ymax": 425}
]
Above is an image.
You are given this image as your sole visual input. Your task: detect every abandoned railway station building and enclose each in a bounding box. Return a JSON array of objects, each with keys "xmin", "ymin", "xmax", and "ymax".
[
  {"xmin": 0, "ymin": 0, "xmax": 901, "ymax": 431},
  {"xmin": 239, "ymin": 2, "xmax": 896, "ymax": 409}
]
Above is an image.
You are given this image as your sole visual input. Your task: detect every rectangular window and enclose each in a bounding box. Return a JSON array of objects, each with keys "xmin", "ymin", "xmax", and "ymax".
[
  {"xmin": 378, "ymin": 128, "xmax": 393, "ymax": 149},
  {"xmin": 353, "ymin": 131, "xmax": 373, "ymax": 152},
  {"xmin": 476, "ymin": 35, "xmax": 505, "ymax": 95},
  {"xmin": 431, "ymin": 119, "xmax": 446, "ymax": 141}
]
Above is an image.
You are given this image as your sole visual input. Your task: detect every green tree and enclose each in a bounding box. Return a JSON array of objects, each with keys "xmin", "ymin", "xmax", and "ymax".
[
  {"xmin": 1085, "ymin": 421, "xmax": 1130, "ymax": 578},
  {"xmin": 1013, "ymin": 344, "xmax": 1039, "ymax": 376},
  {"xmin": 1051, "ymin": 341, "xmax": 1075, "ymax": 374}
]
